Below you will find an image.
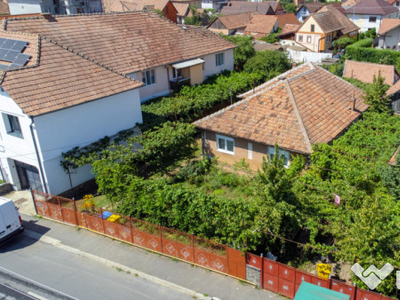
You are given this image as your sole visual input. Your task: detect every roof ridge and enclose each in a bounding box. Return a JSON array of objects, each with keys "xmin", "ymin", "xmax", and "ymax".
[
  {"xmin": 317, "ymin": 64, "xmax": 364, "ymax": 91},
  {"xmin": 41, "ymin": 36, "xmax": 142, "ymax": 84},
  {"xmin": 194, "ymin": 79, "xmax": 289, "ymax": 125},
  {"xmin": 284, "ymin": 79, "xmax": 312, "ymax": 152},
  {"xmin": 346, "ymin": 59, "xmax": 395, "ymax": 69},
  {"xmin": 238, "ymin": 62, "xmax": 314, "ymax": 98}
]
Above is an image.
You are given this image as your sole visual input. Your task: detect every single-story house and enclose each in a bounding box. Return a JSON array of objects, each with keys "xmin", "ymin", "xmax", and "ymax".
[
  {"xmin": 377, "ymin": 18, "xmax": 400, "ymax": 49},
  {"xmin": 207, "ymin": 11, "xmax": 259, "ymax": 35},
  {"xmin": 0, "ymin": 31, "xmax": 143, "ymax": 195},
  {"xmin": 4, "ymin": 11, "xmax": 236, "ymax": 102},
  {"xmin": 194, "ymin": 63, "xmax": 368, "ymax": 170},
  {"xmin": 244, "ymin": 15, "xmax": 278, "ymax": 38}
]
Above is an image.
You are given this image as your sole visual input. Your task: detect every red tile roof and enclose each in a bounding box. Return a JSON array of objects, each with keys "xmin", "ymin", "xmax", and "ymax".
[
  {"xmin": 378, "ymin": 18, "xmax": 400, "ymax": 34},
  {"xmin": 195, "ymin": 63, "xmax": 368, "ymax": 154},
  {"xmin": 277, "ymin": 23, "xmax": 300, "ymax": 37},
  {"xmin": 276, "ymin": 13, "xmax": 300, "ymax": 28},
  {"xmin": 312, "ymin": 5, "xmax": 359, "ymax": 34},
  {"xmin": 245, "ymin": 15, "xmax": 278, "ymax": 35},
  {"xmin": 0, "ymin": 33, "xmax": 142, "ymax": 117},
  {"xmin": 343, "ymin": 60, "xmax": 399, "ymax": 85},
  {"xmin": 345, "ymin": 0, "xmax": 398, "ymax": 15},
  {"xmin": 4, "ymin": 11, "xmax": 236, "ymax": 75},
  {"xmin": 209, "ymin": 12, "xmax": 260, "ymax": 30}
]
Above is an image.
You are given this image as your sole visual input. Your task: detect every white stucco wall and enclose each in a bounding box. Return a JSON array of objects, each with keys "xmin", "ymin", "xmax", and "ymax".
[
  {"xmin": 34, "ymin": 88, "xmax": 142, "ymax": 195},
  {"xmin": 0, "ymin": 87, "xmax": 142, "ymax": 195},
  {"xmin": 202, "ymin": 49, "xmax": 234, "ymax": 79},
  {"xmin": 287, "ymin": 48, "xmax": 332, "ymax": 63},
  {"xmin": 378, "ymin": 26, "xmax": 400, "ymax": 49},
  {"xmin": 8, "ymin": 0, "xmax": 55, "ymax": 14},
  {"xmin": 129, "ymin": 66, "xmax": 170, "ymax": 103},
  {"xmin": 347, "ymin": 12, "xmax": 399, "ymax": 33},
  {"xmin": 0, "ymin": 89, "xmax": 41, "ymax": 190}
]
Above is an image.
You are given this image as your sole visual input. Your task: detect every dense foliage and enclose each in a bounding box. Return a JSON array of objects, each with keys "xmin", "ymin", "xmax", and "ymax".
[
  {"xmin": 243, "ymin": 50, "xmax": 292, "ymax": 80},
  {"xmin": 260, "ymin": 29, "xmax": 282, "ymax": 44},
  {"xmin": 222, "ymin": 35, "xmax": 255, "ymax": 70},
  {"xmin": 362, "ymin": 73, "xmax": 391, "ymax": 113}
]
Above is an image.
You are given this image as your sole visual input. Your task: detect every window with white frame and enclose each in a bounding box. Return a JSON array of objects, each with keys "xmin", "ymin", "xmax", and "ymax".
[
  {"xmin": 3, "ymin": 113, "xmax": 23, "ymax": 138},
  {"xmin": 268, "ymin": 146, "xmax": 290, "ymax": 167},
  {"xmin": 369, "ymin": 16, "xmax": 377, "ymax": 23},
  {"xmin": 311, "ymin": 24, "xmax": 315, "ymax": 32},
  {"xmin": 215, "ymin": 53, "xmax": 224, "ymax": 66},
  {"xmin": 298, "ymin": 35, "xmax": 303, "ymax": 42},
  {"xmin": 142, "ymin": 70, "xmax": 155, "ymax": 86},
  {"xmin": 307, "ymin": 35, "xmax": 311, "ymax": 43},
  {"xmin": 216, "ymin": 134, "xmax": 234, "ymax": 154},
  {"xmin": 172, "ymin": 68, "xmax": 182, "ymax": 79}
]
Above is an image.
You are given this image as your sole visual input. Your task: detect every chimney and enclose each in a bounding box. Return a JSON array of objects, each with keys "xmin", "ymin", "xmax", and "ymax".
[
  {"xmin": 41, "ymin": 13, "xmax": 52, "ymax": 20},
  {"xmin": 349, "ymin": 90, "xmax": 356, "ymax": 111}
]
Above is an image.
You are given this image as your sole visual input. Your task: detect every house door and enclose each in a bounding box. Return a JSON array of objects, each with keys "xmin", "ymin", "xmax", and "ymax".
[{"xmin": 14, "ymin": 161, "xmax": 42, "ymax": 191}]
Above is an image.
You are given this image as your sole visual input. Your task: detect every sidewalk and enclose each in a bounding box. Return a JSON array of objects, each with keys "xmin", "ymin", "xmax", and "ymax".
[{"xmin": 5, "ymin": 191, "xmax": 282, "ymax": 300}]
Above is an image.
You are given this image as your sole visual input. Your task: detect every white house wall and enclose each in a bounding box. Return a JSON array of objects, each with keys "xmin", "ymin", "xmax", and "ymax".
[
  {"xmin": 0, "ymin": 89, "xmax": 41, "ymax": 190},
  {"xmin": 378, "ymin": 26, "xmax": 400, "ymax": 49},
  {"xmin": 8, "ymin": 0, "xmax": 55, "ymax": 14},
  {"xmin": 129, "ymin": 66, "xmax": 170, "ymax": 103},
  {"xmin": 202, "ymin": 49, "xmax": 234, "ymax": 79},
  {"xmin": 33, "ymin": 88, "xmax": 142, "ymax": 195},
  {"xmin": 347, "ymin": 12, "xmax": 399, "ymax": 32}
]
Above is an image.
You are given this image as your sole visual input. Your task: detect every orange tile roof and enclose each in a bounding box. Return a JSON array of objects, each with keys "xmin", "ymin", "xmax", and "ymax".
[
  {"xmin": 172, "ymin": 2, "xmax": 190, "ymax": 16},
  {"xmin": 378, "ymin": 18, "xmax": 400, "ymax": 35},
  {"xmin": 245, "ymin": 15, "xmax": 278, "ymax": 35},
  {"xmin": 276, "ymin": 13, "xmax": 300, "ymax": 28},
  {"xmin": 195, "ymin": 63, "xmax": 368, "ymax": 154},
  {"xmin": 311, "ymin": 5, "xmax": 359, "ymax": 34},
  {"xmin": 0, "ymin": 32, "xmax": 142, "ymax": 117},
  {"xmin": 277, "ymin": 23, "xmax": 300, "ymax": 37},
  {"xmin": 209, "ymin": 12, "xmax": 260, "ymax": 30},
  {"xmin": 4, "ymin": 11, "xmax": 236, "ymax": 75},
  {"xmin": 343, "ymin": 60, "xmax": 399, "ymax": 85}
]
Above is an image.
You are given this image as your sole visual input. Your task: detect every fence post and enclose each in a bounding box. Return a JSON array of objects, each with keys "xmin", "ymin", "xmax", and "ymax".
[
  {"xmin": 57, "ymin": 196, "xmax": 65, "ymax": 222},
  {"xmin": 192, "ymin": 234, "xmax": 195, "ymax": 264},
  {"xmin": 260, "ymin": 253, "xmax": 264, "ymax": 289},
  {"xmin": 352, "ymin": 282, "xmax": 357, "ymax": 300},
  {"xmin": 159, "ymin": 224, "xmax": 163, "ymax": 253},
  {"xmin": 30, "ymin": 188, "xmax": 38, "ymax": 215}
]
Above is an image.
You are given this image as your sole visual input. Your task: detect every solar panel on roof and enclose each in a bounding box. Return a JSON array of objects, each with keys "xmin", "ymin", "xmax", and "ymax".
[
  {"xmin": 2, "ymin": 39, "xmax": 16, "ymax": 50},
  {"xmin": 13, "ymin": 53, "xmax": 30, "ymax": 66},
  {"xmin": 12, "ymin": 41, "xmax": 27, "ymax": 52},
  {"xmin": 0, "ymin": 38, "xmax": 7, "ymax": 48},
  {"xmin": 4, "ymin": 50, "xmax": 19, "ymax": 62},
  {"xmin": 0, "ymin": 49, "xmax": 8, "ymax": 61}
]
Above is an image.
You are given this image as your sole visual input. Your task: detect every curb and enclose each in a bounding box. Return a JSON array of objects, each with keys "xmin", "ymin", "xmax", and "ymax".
[{"xmin": 24, "ymin": 230, "xmax": 220, "ymax": 300}]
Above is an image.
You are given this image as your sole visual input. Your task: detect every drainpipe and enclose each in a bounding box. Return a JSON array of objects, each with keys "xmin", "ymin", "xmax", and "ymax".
[{"xmin": 29, "ymin": 117, "xmax": 48, "ymax": 194}]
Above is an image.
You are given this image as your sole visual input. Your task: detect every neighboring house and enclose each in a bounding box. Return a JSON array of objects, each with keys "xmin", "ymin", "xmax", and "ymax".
[
  {"xmin": 173, "ymin": 2, "xmax": 191, "ymax": 23},
  {"xmin": 102, "ymin": 0, "xmax": 178, "ymax": 22},
  {"xmin": 377, "ymin": 18, "xmax": 400, "ymax": 49},
  {"xmin": 201, "ymin": 0, "xmax": 227, "ymax": 11},
  {"xmin": 296, "ymin": 6, "xmax": 359, "ymax": 52},
  {"xmin": 277, "ymin": 23, "xmax": 301, "ymax": 45},
  {"xmin": 343, "ymin": 60, "xmax": 400, "ymax": 113},
  {"xmin": 387, "ymin": 0, "xmax": 400, "ymax": 11},
  {"xmin": 7, "ymin": 0, "xmax": 57, "ymax": 14},
  {"xmin": 207, "ymin": 11, "xmax": 259, "ymax": 35},
  {"xmin": 194, "ymin": 63, "xmax": 368, "ymax": 170},
  {"xmin": 345, "ymin": 0, "xmax": 399, "ymax": 33},
  {"xmin": 220, "ymin": 1, "xmax": 283, "ymax": 15},
  {"xmin": 295, "ymin": 2, "xmax": 323, "ymax": 22},
  {"xmin": 244, "ymin": 15, "xmax": 278, "ymax": 38},
  {"xmin": 5, "ymin": 11, "xmax": 236, "ymax": 102},
  {"xmin": 0, "ymin": 31, "xmax": 143, "ymax": 195},
  {"xmin": 63, "ymin": 0, "xmax": 103, "ymax": 13},
  {"xmin": 276, "ymin": 12, "xmax": 300, "ymax": 29},
  {"xmin": 342, "ymin": 0, "xmax": 361, "ymax": 9}
]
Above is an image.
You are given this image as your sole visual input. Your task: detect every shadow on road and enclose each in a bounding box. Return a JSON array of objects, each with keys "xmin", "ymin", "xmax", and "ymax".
[{"xmin": 0, "ymin": 219, "xmax": 50, "ymax": 253}]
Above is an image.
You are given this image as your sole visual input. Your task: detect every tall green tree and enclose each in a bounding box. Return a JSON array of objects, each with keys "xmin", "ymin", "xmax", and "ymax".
[
  {"xmin": 362, "ymin": 72, "xmax": 391, "ymax": 113},
  {"xmin": 222, "ymin": 35, "xmax": 255, "ymax": 70}
]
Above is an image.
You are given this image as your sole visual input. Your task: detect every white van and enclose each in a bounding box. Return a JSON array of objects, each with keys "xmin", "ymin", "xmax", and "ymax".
[{"xmin": 0, "ymin": 197, "xmax": 24, "ymax": 244}]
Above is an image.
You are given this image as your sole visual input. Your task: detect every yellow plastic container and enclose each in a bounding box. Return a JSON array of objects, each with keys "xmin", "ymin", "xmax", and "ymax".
[{"xmin": 107, "ymin": 214, "xmax": 121, "ymax": 223}]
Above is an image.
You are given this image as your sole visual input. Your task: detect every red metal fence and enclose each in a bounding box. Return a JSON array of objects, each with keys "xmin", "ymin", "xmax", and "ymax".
[{"xmin": 31, "ymin": 190, "xmax": 394, "ymax": 300}]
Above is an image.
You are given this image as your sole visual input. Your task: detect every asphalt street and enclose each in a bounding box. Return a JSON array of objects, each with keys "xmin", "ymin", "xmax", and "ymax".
[{"xmin": 0, "ymin": 233, "xmax": 194, "ymax": 300}]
